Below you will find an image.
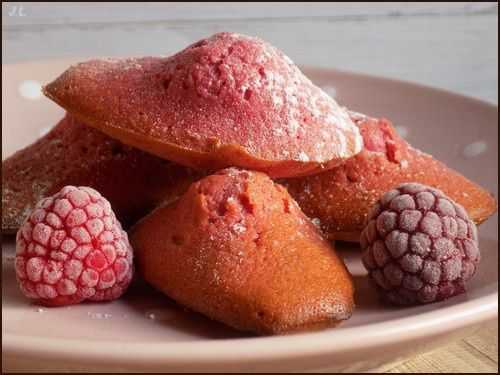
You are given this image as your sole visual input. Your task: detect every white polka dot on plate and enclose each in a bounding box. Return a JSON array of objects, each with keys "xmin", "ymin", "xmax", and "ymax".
[
  {"xmin": 462, "ymin": 141, "xmax": 487, "ymax": 158},
  {"xmin": 18, "ymin": 80, "xmax": 42, "ymax": 100},
  {"xmin": 395, "ymin": 125, "xmax": 409, "ymax": 139},
  {"xmin": 322, "ymin": 85, "xmax": 337, "ymax": 98},
  {"xmin": 39, "ymin": 126, "xmax": 52, "ymax": 137}
]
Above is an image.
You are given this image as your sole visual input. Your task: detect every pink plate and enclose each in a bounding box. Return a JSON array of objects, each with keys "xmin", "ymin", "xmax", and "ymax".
[{"xmin": 2, "ymin": 59, "xmax": 498, "ymax": 372}]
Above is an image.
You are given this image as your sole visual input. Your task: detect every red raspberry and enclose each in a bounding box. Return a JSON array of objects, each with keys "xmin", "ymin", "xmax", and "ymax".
[
  {"xmin": 15, "ymin": 186, "xmax": 134, "ymax": 306},
  {"xmin": 361, "ymin": 183, "xmax": 480, "ymax": 305}
]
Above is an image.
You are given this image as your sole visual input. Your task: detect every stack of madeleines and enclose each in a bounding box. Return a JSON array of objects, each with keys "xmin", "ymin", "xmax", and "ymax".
[{"xmin": 3, "ymin": 32, "xmax": 496, "ymax": 335}]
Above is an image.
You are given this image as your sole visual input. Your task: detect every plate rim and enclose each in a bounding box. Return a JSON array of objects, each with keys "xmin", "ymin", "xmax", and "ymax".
[{"xmin": 3, "ymin": 293, "xmax": 498, "ymax": 365}]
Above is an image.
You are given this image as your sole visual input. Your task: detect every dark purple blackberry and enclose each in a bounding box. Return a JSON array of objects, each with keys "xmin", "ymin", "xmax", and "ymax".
[{"xmin": 361, "ymin": 182, "xmax": 480, "ymax": 305}]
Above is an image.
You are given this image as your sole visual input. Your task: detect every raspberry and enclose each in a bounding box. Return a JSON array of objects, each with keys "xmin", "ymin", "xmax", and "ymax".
[
  {"xmin": 15, "ymin": 186, "xmax": 134, "ymax": 306},
  {"xmin": 361, "ymin": 183, "xmax": 480, "ymax": 305}
]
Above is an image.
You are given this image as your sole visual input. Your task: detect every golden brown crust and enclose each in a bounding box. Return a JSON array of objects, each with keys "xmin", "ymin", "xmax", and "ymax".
[
  {"xmin": 2, "ymin": 115, "xmax": 203, "ymax": 233},
  {"xmin": 281, "ymin": 115, "xmax": 497, "ymax": 242},
  {"xmin": 131, "ymin": 168, "xmax": 354, "ymax": 334},
  {"xmin": 42, "ymin": 33, "xmax": 362, "ymax": 178}
]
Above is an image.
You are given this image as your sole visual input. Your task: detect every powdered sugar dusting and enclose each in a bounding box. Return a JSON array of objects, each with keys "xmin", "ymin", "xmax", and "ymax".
[
  {"xmin": 49, "ymin": 32, "xmax": 362, "ymax": 173},
  {"xmin": 232, "ymin": 222, "xmax": 246, "ymax": 234},
  {"xmin": 87, "ymin": 312, "xmax": 113, "ymax": 320}
]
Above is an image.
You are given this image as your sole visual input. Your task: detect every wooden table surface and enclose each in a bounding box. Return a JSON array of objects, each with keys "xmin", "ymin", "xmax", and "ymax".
[
  {"xmin": 2, "ymin": 2, "xmax": 498, "ymax": 373},
  {"xmin": 378, "ymin": 320, "xmax": 498, "ymax": 373}
]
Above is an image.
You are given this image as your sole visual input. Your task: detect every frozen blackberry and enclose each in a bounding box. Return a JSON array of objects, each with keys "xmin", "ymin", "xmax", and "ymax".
[{"xmin": 361, "ymin": 182, "xmax": 480, "ymax": 305}]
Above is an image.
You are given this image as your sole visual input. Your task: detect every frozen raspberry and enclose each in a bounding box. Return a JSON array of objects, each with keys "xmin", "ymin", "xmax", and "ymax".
[
  {"xmin": 15, "ymin": 186, "xmax": 134, "ymax": 306},
  {"xmin": 361, "ymin": 182, "xmax": 480, "ymax": 305}
]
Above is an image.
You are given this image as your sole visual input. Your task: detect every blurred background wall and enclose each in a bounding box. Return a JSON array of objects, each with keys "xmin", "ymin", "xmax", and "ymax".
[{"xmin": 2, "ymin": 2, "xmax": 498, "ymax": 103}]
